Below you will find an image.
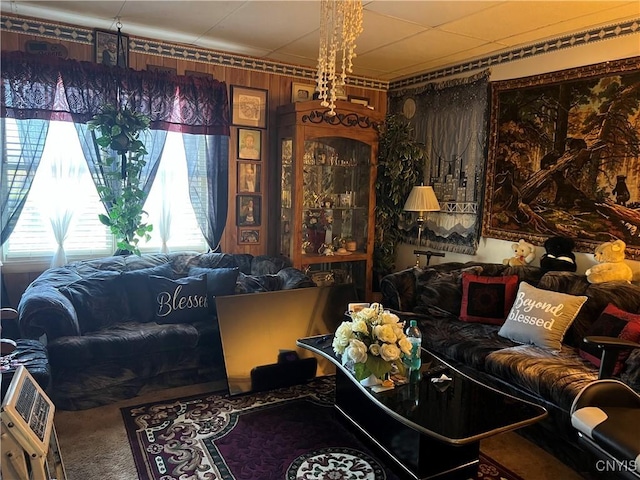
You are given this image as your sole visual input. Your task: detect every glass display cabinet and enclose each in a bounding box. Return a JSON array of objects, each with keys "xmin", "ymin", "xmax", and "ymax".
[{"xmin": 276, "ymin": 101, "xmax": 384, "ymax": 301}]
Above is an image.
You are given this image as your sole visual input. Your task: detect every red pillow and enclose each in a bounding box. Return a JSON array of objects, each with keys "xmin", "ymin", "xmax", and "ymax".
[
  {"xmin": 460, "ymin": 274, "xmax": 519, "ymax": 325},
  {"xmin": 579, "ymin": 304, "xmax": 640, "ymax": 375}
]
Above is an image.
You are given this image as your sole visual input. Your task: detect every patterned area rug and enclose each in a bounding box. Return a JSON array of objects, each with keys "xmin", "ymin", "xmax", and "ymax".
[{"xmin": 122, "ymin": 376, "xmax": 522, "ymax": 480}]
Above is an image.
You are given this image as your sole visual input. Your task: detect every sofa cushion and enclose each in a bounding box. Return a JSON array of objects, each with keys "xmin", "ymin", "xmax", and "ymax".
[
  {"xmin": 579, "ymin": 304, "xmax": 640, "ymax": 375},
  {"xmin": 121, "ymin": 263, "xmax": 177, "ymax": 322},
  {"xmin": 410, "ymin": 314, "xmax": 517, "ymax": 371},
  {"xmin": 59, "ymin": 271, "xmax": 130, "ymax": 334},
  {"xmin": 498, "ymin": 282, "xmax": 587, "ymax": 351},
  {"xmin": 148, "ymin": 275, "xmax": 209, "ymax": 324},
  {"xmin": 414, "ymin": 266, "xmax": 484, "ymax": 316},
  {"xmin": 485, "ymin": 345, "xmax": 598, "ymax": 413},
  {"xmin": 47, "ymin": 322, "xmax": 199, "ymax": 366},
  {"xmin": 460, "ymin": 273, "xmax": 519, "ymax": 325},
  {"xmin": 188, "ymin": 266, "xmax": 239, "ymax": 313}
]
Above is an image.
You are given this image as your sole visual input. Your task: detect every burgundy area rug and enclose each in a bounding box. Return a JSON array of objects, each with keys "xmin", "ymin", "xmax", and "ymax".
[{"xmin": 122, "ymin": 376, "xmax": 522, "ymax": 480}]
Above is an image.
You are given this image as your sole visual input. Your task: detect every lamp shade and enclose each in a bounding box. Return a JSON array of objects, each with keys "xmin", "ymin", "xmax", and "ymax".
[{"xmin": 403, "ymin": 186, "xmax": 440, "ymax": 212}]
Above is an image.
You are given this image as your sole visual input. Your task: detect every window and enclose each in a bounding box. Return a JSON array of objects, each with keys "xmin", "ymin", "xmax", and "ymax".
[
  {"xmin": 2, "ymin": 121, "xmax": 206, "ymax": 266},
  {"xmin": 3, "ymin": 120, "xmax": 112, "ymax": 263},
  {"xmin": 141, "ymin": 132, "xmax": 207, "ymax": 253}
]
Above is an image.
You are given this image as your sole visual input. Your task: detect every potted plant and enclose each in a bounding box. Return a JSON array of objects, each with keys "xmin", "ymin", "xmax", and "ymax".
[
  {"xmin": 87, "ymin": 104, "xmax": 153, "ymax": 255},
  {"xmin": 374, "ymin": 114, "xmax": 425, "ymax": 284}
]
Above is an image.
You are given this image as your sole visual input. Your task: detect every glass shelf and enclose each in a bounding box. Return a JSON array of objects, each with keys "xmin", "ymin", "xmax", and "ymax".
[{"xmin": 276, "ymin": 101, "xmax": 384, "ymax": 301}]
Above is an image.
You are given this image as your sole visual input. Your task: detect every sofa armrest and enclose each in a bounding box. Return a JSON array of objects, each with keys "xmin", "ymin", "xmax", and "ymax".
[
  {"xmin": 584, "ymin": 336, "xmax": 640, "ymax": 380},
  {"xmin": 17, "ymin": 286, "xmax": 80, "ymax": 342},
  {"xmin": 380, "ymin": 268, "xmax": 418, "ymax": 311}
]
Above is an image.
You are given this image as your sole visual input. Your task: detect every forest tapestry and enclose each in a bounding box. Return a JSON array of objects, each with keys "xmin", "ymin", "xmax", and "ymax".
[{"xmin": 482, "ymin": 57, "xmax": 640, "ymax": 260}]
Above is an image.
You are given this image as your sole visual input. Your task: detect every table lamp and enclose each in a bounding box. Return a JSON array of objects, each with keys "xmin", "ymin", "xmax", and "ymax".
[{"xmin": 403, "ymin": 185, "xmax": 440, "ymax": 267}]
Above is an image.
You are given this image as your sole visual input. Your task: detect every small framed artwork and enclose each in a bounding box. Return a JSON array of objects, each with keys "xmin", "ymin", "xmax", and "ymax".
[
  {"xmin": 348, "ymin": 95, "xmax": 369, "ymax": 106},
  {"xmin": 231, "ymin": 86, "xmax": 268, "ymax": 128},
  {"xmin": 237, "ymin": 128, "xmax": 261, "ymax": 160},
  {"xmin": 237, "ymin": 195, "xmax": 261, "ymax": 227},
  {"xmin": 291, "ymin": 82, "xmax": 316, "ymax": 103},
  {"xmin": 94, "ymin": 29, "xmax": 128, "ymax": 67},
  {"xmin": 147, "ymin": 64, "xmax": 177, "ymax": 75},
  {"xmin": 239, "ymin": 228, "xmax": 260, "ymax": 245},
  {"xmin": 238, "ymin": 162, "xmax": 261, "ymax": 193},
  {"xmin": 185, "ymin": 70, "xmax": 214, "ymax": 79}
]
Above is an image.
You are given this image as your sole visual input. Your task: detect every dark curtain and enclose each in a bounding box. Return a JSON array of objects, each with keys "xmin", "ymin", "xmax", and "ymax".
[
  {"xmin": 1, "ymin": 51, "xmax": 229, "ymax": 135},
  {"xmin": 0, "ymin": 118, "xmax": 49, "ymax": 244},
  {"xmin": 389, "ymin": 71, "xmax": 489, "ymax": 255},
  {"xmin": 1, "ymin": 50, "xmax": 230, "ymax": 247},
  {"xmin": 183, "ymin": 133, "xmax": 229, "ymax": 251}
]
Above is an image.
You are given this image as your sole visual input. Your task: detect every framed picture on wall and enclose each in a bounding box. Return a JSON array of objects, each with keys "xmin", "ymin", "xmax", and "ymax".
[
  {"xmin": 238, "ymin": 162, "xmax": 261, "ymax": 193},
  {"xmin": 237, "ymin": 128, "xmax": 261, "ymax": 160},
  {"xmin": 231, "ymin": 86, "xmax": 268, "ymax": 128},
  {"xmin": 94, "ymin": 29, "xmax": 128, "ymax": 67},
  {"xmin": 239, "ymin": 228, "xmax": 260, "ymax": 245},
  {"xmin": 147, "ymin": 64, "xmax": 177, "ymax": 75},
  {"xmin": 237, "ymin": 195, "xmax": 261, "ymax": 227},
  {"xmin": 291, "ymin": 82, "xmax": 316, "ymax": 102}
]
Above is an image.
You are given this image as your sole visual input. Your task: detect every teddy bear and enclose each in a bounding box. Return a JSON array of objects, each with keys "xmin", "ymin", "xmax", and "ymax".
[
  {"xmin": 503, "ymin": 239, "xmax": 536, "ymax": 267},
  {"xmin": 585, "ymin": 239, "xmax": 633, "ymax": 284},
  {"xmin": 540, "ymin": 236, "xmax": 577, "ymax": 273}
]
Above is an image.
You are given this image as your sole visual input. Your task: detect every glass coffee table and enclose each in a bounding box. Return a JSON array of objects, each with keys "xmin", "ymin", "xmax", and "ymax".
[{"xmin": 297, "ymin": 335, "xmax": 547, "ymax": 480}]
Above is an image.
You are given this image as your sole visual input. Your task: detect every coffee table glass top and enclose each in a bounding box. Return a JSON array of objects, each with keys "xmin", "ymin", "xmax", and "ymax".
[{"xmin": 297, "ymin": 335, "xmax": 547, "ymax": 445}]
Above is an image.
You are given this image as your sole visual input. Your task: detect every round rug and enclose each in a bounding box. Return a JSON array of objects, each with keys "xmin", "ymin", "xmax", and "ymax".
[{"xmin": 286, "ymin": 446, "xmax": 387, "ymax": 480}]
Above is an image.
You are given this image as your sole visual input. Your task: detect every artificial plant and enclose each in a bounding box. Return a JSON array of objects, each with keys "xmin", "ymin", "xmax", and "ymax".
[
  {"xmin": 87, "ymin": 104, "xmax": 152, "ymax": 255},
  {"xmin": 374, "ymin": 114, "xmax": 425, "ymax": 282}
]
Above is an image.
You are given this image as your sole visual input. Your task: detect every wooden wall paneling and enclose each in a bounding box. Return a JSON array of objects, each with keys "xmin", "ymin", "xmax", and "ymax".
[{"xmin": 1, "ymin": 24, "xmax": 387, "ymax": 264}]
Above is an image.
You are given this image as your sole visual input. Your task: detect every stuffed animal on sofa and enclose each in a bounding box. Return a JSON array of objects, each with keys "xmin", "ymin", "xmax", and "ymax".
[
  {"xmin": 503, "ymin": 239, "xmax": 536, "ymax": 267},
  {"xmin": 585, "ymin": 239, "xmax": 633, "ymax": 284},
  {"xmin": 540, "ymin": 236, "xmax": 577, "ymax": 273}
]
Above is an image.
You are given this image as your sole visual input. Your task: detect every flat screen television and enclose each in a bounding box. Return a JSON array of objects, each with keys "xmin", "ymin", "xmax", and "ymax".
[{"xmin": 215, "ymin": 284, "xmax": 357, "ymax": 395}]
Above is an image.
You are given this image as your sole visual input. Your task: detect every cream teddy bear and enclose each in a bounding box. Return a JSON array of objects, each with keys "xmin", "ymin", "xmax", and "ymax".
[
  {"xmin": 503, "ymin": 239, "xmax": 536, "ymax": 267},
  {"xmin": 585, "ymin": 239, "xmax": 633, "ymax": 284}
]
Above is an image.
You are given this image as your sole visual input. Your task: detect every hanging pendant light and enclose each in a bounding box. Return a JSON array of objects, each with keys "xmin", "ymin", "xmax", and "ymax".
[{"xmin": 316, "ymin": 0, "xmax": 363, "ymax": 116}]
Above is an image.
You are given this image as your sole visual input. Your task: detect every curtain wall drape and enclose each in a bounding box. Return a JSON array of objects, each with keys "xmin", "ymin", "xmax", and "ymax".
[
  {"xmin": 389, "ymin": 71, "xmax": 490, "ymax": 255},
  {"xmin": 183, "ymin": 133, "xmax": 229, "ymax": 251},
  {"xmin": 0, "ymin": 118, "xmax": 49, "ymax": 245},
  {"xmin": 1, "ymin": 50, "xmax": 230, "ymax": 250}
]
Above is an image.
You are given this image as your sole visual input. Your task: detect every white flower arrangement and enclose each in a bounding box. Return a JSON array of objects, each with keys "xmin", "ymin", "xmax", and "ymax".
[{"xmin": 332, "ymin": 303, "xmax": 412, "ymax": 381}]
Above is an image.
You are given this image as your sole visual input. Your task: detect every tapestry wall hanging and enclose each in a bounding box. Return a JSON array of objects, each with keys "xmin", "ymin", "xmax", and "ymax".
[
  {"xmin": 482, "ymin": 57, "xmax": 640, "ymax": 260},
  {"xmin": 389, "ymin": 71, "xmax": 490, "ymax": 255}
]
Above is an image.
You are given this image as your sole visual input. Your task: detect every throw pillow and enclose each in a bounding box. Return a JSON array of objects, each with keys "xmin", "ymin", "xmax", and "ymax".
[
  {"xmin": 188, "ymin": 266, "xmax": 239, "ymax": 313},
  {"xmin": 60, "ymin": 271, "xmax": 130, "ymax": 334},
  {"xmin": 498, "ymin": 282, "xmax": 588, "ymax": 351},
  {"xmin": 579, "ymin": 303, "xmax": 640, "ymax": 375},
  {"xmin": 121, "ymin": 263, "xmax": 177, "ymax": 322},
  {"xmin": 148, "ymin": 275, "xmax": 209, "ymax": 324},
  {"xmin": 459, "ymin": 273, "xmax": 519, "ymax": 325}
]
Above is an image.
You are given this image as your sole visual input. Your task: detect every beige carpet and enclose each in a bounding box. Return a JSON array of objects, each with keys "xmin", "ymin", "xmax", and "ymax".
[{"xmin": 55, "ymin": 381, "xmax": 586, "ymax": 480}]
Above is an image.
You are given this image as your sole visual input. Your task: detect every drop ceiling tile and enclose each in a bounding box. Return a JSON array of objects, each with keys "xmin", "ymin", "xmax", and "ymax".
[
  {"xmin": 503, "ymin": 3, "xmax": 640, "ymax": 47},
  {"xmin": 206, "ymin": 1, "xmax": 321, "ymax": 53},
  {"xmin": 364, "ymin": 1, "xmax": 501, "ymax": 28},
  {"xmin": 388, "ymin": 41, "xmax": 505, "ymax": 79},
  {"xmin": 357, "ymin": 10, "xmax": 429, "ymax": 53},
  {"xmin": 440, "ymin": 1, "xmax": 637, "ymax": 43},
  {"xmin": 355, "ymin": 28, "xmax": 489, "ymax": 72}
]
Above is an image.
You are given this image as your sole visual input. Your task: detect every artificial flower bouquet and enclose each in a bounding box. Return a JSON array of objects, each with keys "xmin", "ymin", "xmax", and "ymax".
[{"xmin": 332, "ymin": 303, "xmax": 412, "ymax": 382}]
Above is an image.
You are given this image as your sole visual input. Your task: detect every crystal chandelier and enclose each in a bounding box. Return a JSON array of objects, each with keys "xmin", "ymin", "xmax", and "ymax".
[{"xmin": 316, "ymin": 0, "xmax": 363, "ymax": 116}]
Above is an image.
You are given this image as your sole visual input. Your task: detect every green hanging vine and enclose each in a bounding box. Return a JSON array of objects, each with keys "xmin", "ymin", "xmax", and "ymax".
[{"xmin": 87, "ymin": 104, "xmax": 153, "ymax": 255}]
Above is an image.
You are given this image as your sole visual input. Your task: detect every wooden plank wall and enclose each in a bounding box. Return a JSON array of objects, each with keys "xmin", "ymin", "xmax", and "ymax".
[{"xmin": 1, "ymin": 23, "xmax": 388, "ymax": 305}]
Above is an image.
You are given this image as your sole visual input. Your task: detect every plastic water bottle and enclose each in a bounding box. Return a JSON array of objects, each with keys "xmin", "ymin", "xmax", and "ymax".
[{"xmin": 405, "ymin": 319, "xmax": 422, "ymax": 373}]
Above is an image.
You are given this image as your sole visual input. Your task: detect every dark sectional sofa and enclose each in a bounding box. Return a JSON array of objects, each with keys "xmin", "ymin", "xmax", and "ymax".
[
  {"xmin": 380, "ymin": 262, "xmax": 640, "ymax": 471},
  {"xmin": 17, "ymin": 251, "xmax": 315, "ymax": 410}
]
